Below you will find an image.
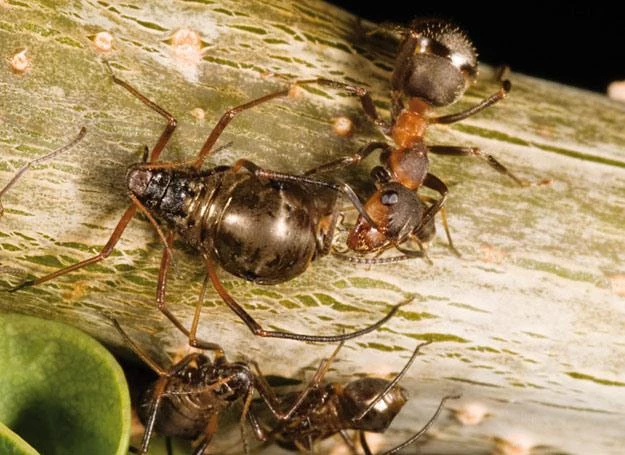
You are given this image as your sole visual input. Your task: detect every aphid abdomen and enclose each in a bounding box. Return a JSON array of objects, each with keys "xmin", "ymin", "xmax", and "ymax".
[{"xmin": 207, "ymin": 172, "xmax": 320, "ymax": 285}]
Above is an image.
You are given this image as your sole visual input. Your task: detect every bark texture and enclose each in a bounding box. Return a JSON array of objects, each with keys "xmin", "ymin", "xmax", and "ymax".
[{"xmin": 1, "ymin": 1, "xmax": 625, "ymax": 453}]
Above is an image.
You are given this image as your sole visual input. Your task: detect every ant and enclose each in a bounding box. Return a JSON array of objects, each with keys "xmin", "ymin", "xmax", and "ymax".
[
  {"xmin": 9, "ymin": 64, "xmax": 406, "ymax": 346},
  {"xmin": 252, "ymin": 340, "xmax": 459, "ymax": 454},
  {"xmin": 289, "ymin": 19, "xmax": 547, "ymax": 260},
  {"xmin": 0, "ymin": 127, "xmax": 86, "ymax": 217},
  {"xmin": 109, "ymin": 317, "xmax": 280, "ymax": 454}
]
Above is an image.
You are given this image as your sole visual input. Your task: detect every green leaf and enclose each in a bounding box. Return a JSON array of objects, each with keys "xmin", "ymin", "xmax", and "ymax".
[
  {"xmin": 0, "ymin": 421, "xmax": 39, "ymax": 455},
  {"xmin": 0, "ymin": 313, "xmax": 131, "ymax": 455}
]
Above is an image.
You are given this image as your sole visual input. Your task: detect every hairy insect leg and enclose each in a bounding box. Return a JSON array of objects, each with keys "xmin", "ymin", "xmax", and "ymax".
[
  {"xmin": 431, "ymin": 79, "xmax": 511, "ymax": 125},
  {"xmin": 428, "ymin": 145, "xmax": 531, "ymax": 187},
  {"xmin": 106, "ymin": 63, "xmax": 177, "ymax": 163},
  {"xmin": 9, "ymin": 204, "xmax": 138, "ymax": 291},
  {"xmin": 205, "ymin": 258, "xmax": 404, "ymax": 342},
  {"xmin": 0, "ymin": 127, "xmax": 86, "ymax": 217}
]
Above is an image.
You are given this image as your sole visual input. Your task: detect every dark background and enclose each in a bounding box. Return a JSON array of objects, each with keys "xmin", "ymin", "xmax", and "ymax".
[{"xmin": 329, "ymin": 2, "xmax": 623, "ymax": 94}]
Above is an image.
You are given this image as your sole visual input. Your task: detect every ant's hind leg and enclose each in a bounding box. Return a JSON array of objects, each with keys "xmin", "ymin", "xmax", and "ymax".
[{"xmin": 428, "ymin": 145, "xmax": 533, "ymax": 187}]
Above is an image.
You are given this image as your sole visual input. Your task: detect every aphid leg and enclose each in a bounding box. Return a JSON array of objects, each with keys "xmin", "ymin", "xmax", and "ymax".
[
  {"xmin": 274, "ymin": 343, "xmax": 344, "ymax": 421},
  {"xmin": 427, "ymin": 145, "xmax": 530, "ymax": 187},
  {"xmin": 106, "ymin": 62, "xmax": 177, "ymax": 163},
  {"xmin": 187, "ymin": 274, "xmax": 225, "ymax": 353},
  {"xmin": 431, "ymin": 79, "xmax": 511, "ymax": 125},
  {"xmin": 235, "ymin": 160, "xmax": 381, "ymax": 231},
  {"xmin": 0, "ymin": 127, "xmax": 86, "ymax": 217},
  {"xmin": 380, "ymin": 394, "xmax": 461, "ymax": 455},
  {"xmin": 9, "ymin": 204, "xmax": 138, "ymax": 291},
  {"xmin": 206, "ymin": 257, "xmax": 402, "ymax": 342},
  {"xmin": 359, "ymin": 431, "xmax": 373, "ymax": 455},
  {"xmin": 192, "ymin": 414, "xmax": 218, "ymax": 455},
  {"xmin": 193, "ymin": 88, "xmax": 294, "ymax": 169},
  {"xmin": 153, "ymin": 232, "xmax": 223, "ymax": 353},
  {"xmin": 109, "ymin": 318, "xmax": 167, "ymax": 375},
  {"xmin": 303, "ymin": 141, "xmax": 392, "ymax": 177},
  {"xmin": 338, "ymin": 430, "xmax": 358, "ymax": 454},
  {"xmin": 140, "ymin": 376, "xmax": 169, "ymax": 454}
]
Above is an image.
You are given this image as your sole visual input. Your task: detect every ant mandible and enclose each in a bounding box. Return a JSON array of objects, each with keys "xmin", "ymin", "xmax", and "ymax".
[
  {"xmin": 253, "ymin": 340, "xmax": 459, "ymax": 453},
  {"xmin": 9, "ymin": 64, "xmax": 406, "ymax": 346}
]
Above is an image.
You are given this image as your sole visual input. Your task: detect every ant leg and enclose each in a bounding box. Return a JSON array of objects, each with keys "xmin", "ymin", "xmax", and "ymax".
[
  {"xmin": 205, "ymin": 258, "xmax": 405, "ymax": 342},
  {"xmin": 428, "ymin": 145, "xmax": 530, "ymax": 187},
  {"xmin": 303, "ymin": 141, "xmax": 392, "ymax": 176},
  {"xmin": 0, "ymin": 127, "xmax": 86, "ymax": 217},
  {"xmin": 432, "ymin": 79, "xmax": 512, "ymax": 125},
  {"xmin": 419, "ymin": 172, "xmax": 449, "ymax": 228},
  {"xmin": 106, "ymin": 63, "xmax": 177, "ymax": 163},
  {"xmin": 292, "ymin": 78, "xmax": 390, "ymax": 132},
  {"xmin": 9, "ymin": 204, "xmax": 137, "ymax": 291},
  {"xmin": 419, "ymin": 195, "xmax": 460, "ymax": 257},
  {"xmin": 380, "ymin": 394, "xmax": 461, "ymax": 455}
]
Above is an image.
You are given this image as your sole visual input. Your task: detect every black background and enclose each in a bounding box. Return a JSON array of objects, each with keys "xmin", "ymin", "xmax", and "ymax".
[{"xmin": 329, "ymin": 2, "xmax": 624, "ymax": 94}]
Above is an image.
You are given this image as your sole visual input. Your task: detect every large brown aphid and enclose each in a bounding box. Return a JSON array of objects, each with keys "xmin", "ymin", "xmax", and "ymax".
[
  {"xmin": 10, "ymin": 66, "xmax": 403, "ymax": 345},
  {"xmin": 254, "ymin": 340, "xmax": 459, "ymax": 454}
]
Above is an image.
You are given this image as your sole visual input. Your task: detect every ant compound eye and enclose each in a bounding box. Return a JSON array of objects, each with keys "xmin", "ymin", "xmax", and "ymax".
[{"xmin": 380, "ymin": 190, "xmax": 399, "ymax": 206}]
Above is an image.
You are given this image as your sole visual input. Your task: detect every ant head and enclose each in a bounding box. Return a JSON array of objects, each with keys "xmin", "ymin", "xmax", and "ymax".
[
  {"xmin": 347, "ymin": 182, "xmax": 425, "ymax": 252},
  {"xmin": 394, "ymin": 19, "xmax": 477, "ymax": 107},
  {"xmin": 341, "ymin": 377, "xmax": 407, "ymax": 431}
]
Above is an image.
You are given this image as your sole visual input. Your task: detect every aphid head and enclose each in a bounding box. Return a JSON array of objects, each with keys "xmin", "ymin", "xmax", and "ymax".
[
  {"xmin": 341, "ymin": 377, "xmax": 407, "ymax": 432},
  {"xmin": 126, "ymin": 164, "xmax": 175, "ymax": 212},
  {"xmin": 394, "ymin": 19, "xmax": 477, "ymax": 107}
]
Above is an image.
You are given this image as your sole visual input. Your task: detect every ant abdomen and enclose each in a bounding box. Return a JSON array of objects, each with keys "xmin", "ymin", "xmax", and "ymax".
[{"xmin": 395, "ymin": 19, "xmax": 478, "ymax": 106}]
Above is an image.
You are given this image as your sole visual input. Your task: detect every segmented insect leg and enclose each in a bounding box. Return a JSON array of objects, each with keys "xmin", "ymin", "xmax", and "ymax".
[{"xmin": 205, "ymin": 257, "xmax": 405, "ymax": 342}]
